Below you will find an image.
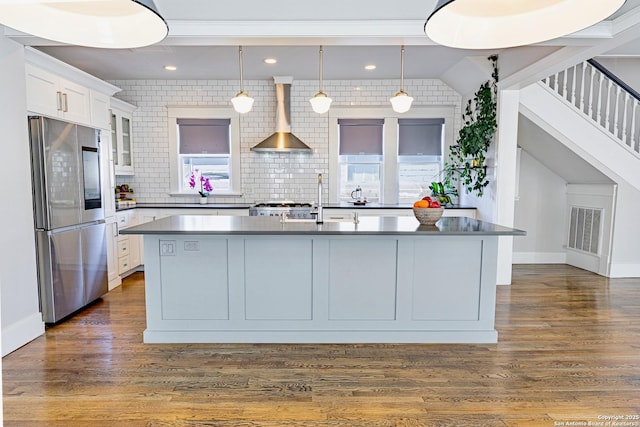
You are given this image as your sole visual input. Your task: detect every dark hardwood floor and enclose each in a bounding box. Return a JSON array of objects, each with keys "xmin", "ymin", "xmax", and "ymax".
[{"xmin": 3, "ymin": 265, "xmax": 640, "ymax": 426}]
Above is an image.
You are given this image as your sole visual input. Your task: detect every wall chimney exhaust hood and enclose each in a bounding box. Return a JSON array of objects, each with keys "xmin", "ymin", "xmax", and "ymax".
[{"xmin": 251, "ymin": 77, "xmax": 312, "ymax": 153}]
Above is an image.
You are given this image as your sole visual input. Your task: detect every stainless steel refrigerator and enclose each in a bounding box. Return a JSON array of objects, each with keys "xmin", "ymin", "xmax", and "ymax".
[{"xmin": 29, "ymin": 116, "xmax": 108, "ymax": 323}]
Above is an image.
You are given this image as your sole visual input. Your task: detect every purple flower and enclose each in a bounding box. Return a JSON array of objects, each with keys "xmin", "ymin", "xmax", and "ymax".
[{"xmin": 188, "ymin": 169, "xmax": 213, "ymax": 197}]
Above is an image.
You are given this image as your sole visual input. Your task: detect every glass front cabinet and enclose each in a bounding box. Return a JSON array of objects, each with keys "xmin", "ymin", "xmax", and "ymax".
[{"xmin": 110, "ymin": 98, "xmax": 136, "ymax": 176}]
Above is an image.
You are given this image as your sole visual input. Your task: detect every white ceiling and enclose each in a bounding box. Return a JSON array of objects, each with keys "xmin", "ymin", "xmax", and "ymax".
[{"xmin": 6, "ymin": 0, "xmax": 640, "ymax": 82}]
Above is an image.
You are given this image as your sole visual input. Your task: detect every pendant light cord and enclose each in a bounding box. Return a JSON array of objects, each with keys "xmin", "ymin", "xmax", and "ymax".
[
  {"xmin": 319, "ymin": 45, "xmax": 324, "ymax": 93},
  {"xmin": 400, "ymin": 45, "xmax": 405, "ymax": 93},
  {"xmin": 239, "ymin": 46, "xmax": 245, "ymax": 92}
]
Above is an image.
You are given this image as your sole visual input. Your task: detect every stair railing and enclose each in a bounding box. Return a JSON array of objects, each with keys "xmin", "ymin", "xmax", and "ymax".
[{"xmin": 542, "ymin": 59, "xmax": 640, "ymax": 157}]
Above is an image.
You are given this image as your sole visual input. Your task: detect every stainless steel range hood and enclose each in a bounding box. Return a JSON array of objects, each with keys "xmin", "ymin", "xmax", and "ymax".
[{"xmin": 251, "ymin": 77, "xmax": 311, "ymax": 153}]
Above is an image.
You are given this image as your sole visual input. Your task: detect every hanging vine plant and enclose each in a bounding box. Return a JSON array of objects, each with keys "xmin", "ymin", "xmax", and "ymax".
[{"xmin": 444, "ymin": 55, "xmax": 499, "ymax": 198}]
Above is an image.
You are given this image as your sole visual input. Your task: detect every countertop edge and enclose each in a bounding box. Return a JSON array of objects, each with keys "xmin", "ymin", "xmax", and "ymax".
[{"xmin": 120, "ymin": 215, "xmax": 525, "ymax": 237}]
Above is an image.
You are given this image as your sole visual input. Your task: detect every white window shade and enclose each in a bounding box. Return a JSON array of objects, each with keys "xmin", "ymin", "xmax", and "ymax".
[
  {"xmin": 398, "ymin": 118, "xmax": 444, "ymax": 156},
  {"xmin": 338, "ymin": 119, "xmax": 384, "ymax": 155},
  {"xmin": 177, "ymin": 119, "xmax": 230, "ymax": 155}
]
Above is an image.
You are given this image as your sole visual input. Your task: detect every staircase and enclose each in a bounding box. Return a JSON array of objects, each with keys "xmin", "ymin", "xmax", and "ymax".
[{"xmin": 519, "ymin": 59, "xmax": 640, "ymax": 192}]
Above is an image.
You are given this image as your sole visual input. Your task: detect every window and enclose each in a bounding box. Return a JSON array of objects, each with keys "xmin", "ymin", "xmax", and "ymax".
[
  {"xmin": 338, "ymin": 119, "xmax": 384, "ymax": 202},
  {"xmin": 168, "ymin": 107, "xmax": 241, "ymax": 196},
  {"xmin": 397, "ymin": 118, "xmax": 444, "ymax": 203},
  {"xmin": 328, "ymin": 107, "xmax": 454, "ymax": 204},
  {"xmin": 177, "ymin": 118, "xmax": 231, "ymax": 192}
]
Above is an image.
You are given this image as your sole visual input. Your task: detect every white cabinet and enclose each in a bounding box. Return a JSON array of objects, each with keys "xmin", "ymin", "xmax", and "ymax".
[
  {"xmin": 443, "ymin": 208, "xmax": 476, "ymax": 219},
  {"xmin": 111, "ymin": 98, "xmax": 137, "ymax": 176},
  {"xmin": 26, "ymin": 63, "xmax": 91, "ymax": 125},
  {"xmin": 105, "ymin": 218, "xmax": 122, "ymax": 290},
  {"xmin": 90, "ymin": 90, "xmax": 111, "ymax": 130},
  {"xmin": 219, "ymin": 209, "xmax": 250, "ymax": 216},
  {"xmin": 101, "ymin": 132, "xmax": 116, "ymax": 218},
  {"xmin": 116, "ymin": 210, "xmax": 141, "ymax": 277},
  {"xmin": 324, "ymin": 207, "xmax": 477, "ymax": 220},
  {"xmin": 24, "ymin": 48, "xmax": 120, "ymax": 128}
]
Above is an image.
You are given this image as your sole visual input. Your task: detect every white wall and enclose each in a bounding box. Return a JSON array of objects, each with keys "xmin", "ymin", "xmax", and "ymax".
[
  {"xmin": 513, "ymin": 150, "xmax": 568, "ymax": 263},
  {"xmin": 594, "ymin": 57, "xmax": 640, "ymax": 95},
  {"xmin": 0, "ymin": 33, "xmax": 44, "ymax": 356},
  {"xmin": 609, "ymin": 181, "xmax": 640, "ymax": 277},
  {"xmin": 109, "ymin": 78, "xmax": 462, "ymax": 204}
]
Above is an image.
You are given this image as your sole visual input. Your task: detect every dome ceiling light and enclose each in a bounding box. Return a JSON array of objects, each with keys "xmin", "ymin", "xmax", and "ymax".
[
  {"xmin": 390, "ymin": 45, "xmax": 414, "ymax": 114},
  {"xmin": 424, "ymin": 0, "xmax": 626, "ymax": 49},
  {"xmin": 231, "ymin": 46, "xmax": 255, "ymax": 114},
  {"xmin": 0, "ymin": 0, "xmax": 168, "ymax": 49},
  {"xmin": 309, "ymin": 45, "xmax": 333, "ymax": 114}
]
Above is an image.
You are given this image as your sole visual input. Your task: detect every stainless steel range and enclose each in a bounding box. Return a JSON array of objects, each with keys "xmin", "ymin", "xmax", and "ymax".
[{"xmin": 249, "ymin": 201, "xmax": 314, "ymax": 219}]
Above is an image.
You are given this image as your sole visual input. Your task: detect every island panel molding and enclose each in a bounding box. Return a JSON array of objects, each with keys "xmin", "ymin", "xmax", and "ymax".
[{"xmin": 122, "ymin": 215, "xmax": 524, "ymax": 344}]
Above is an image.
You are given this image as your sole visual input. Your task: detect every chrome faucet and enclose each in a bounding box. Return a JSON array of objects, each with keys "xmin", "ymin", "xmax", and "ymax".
[{"xmin": 316, "ymin": 173, "xmax": 323, "ymax": 224}]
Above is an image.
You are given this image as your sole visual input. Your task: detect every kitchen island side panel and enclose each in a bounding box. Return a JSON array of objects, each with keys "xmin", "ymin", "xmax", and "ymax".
[
  {"xmin": 141, "ymin": 233, "xmax": 499, "ymax": 343},
  {"xmin": 243, "ymin": 238, "xmax": 313, "ymax": 320},
  {"xmin": 159, "ymin": 238, "xmax": 230, "ymax": 320}
]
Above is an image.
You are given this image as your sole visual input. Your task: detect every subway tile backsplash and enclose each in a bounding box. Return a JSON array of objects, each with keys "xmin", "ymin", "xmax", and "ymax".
[{"xmin": 111, "ymin": 78, "xmax": 461, "ymax": 204}]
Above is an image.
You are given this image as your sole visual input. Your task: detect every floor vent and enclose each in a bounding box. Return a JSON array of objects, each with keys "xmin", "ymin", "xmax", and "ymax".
[{"xmin": 568, "ymin": 206, "xmax": 602, "ymax": 255}]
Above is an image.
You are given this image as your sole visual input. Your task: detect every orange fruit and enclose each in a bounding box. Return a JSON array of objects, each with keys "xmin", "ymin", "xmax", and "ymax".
[{"xmin": 413, "ymin": 200, "xmax": 430, "ymax": 208}]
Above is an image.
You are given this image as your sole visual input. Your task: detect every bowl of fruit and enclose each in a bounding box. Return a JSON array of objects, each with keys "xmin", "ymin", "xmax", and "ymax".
[{"xmin": 412, "ymin": 196, "xmax": 444, "ymax": 225}]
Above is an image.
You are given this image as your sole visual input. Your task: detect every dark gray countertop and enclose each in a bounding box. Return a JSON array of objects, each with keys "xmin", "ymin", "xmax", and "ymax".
[
  {"xmin": 120, "ymin": 215, "xmax": 525, "ymax": 236},
  {"xmin": 116, "ymin": 203, "xmax": 476, "ymax": 212}
]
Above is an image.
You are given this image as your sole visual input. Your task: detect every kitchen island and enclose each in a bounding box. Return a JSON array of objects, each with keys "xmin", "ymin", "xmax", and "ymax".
[{"xmin": 121, "ymin": 215, "xmax": 524, "ymax": 344}]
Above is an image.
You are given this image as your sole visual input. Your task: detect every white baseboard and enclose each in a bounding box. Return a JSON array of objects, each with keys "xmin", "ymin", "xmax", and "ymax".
[
  {"xmin": 2, "ymin": 311, "xmax": 44, "ymax": 357},
  {"xmin": 512, "ymin": 252, "xmax": 567, "ymax": 264},
  {"xmin": 608, "ymin": 263, "xmax": 640, "ymax": 278}
]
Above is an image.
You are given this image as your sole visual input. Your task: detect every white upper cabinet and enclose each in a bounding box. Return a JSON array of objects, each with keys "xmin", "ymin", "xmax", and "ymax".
[
  {"xmin": 24, "ymin": 47, "xmax": 120, "ymax": 128},
  {"xmin": 25, "ymin": 63, "xmax": 91, "ymax": 124},
  {"xmin": 90, "ymin": 90, "xmax": 111, "ymax": 130},
  {"xmin": 110, "ymin": 98, "xmax": 137, "ymax": 176}
]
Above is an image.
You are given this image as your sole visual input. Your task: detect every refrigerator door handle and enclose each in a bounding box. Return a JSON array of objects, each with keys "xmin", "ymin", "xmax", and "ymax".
[{"xmin": 29, "ymin": 116, "xmax": 50, "ymax": 230}]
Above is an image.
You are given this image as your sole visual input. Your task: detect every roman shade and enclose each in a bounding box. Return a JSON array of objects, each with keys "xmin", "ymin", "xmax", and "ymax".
[
  {"xmin": 398, "ymin": 118, "xmax": 444, "ymax": 156},
  {"xmin": 177, "ymin": 119, "xmax": 231, "ymax": 155},
  {"xmin": 338, "ymin": 119, "xmax": 384, "ymax": 155}
]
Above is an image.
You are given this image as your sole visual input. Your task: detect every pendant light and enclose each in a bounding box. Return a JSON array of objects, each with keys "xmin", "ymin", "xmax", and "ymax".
[
  {"xmin": 231, "ymin": 46, "xmax": 255, "ymax": 114},
  {"xmin": 309, "ymin": 45, "xmax": 333, "ymax": 114},
  {"xmin": 390, "ymin": 46, "xmax": 414, "ymax": 114},
  {"xmin": 424, "ymin": 0, "xmax": 626, "ymax": 49},
  {"xmin": 0, "ymin": 0, "xmax": 168, "ymax": 49}
]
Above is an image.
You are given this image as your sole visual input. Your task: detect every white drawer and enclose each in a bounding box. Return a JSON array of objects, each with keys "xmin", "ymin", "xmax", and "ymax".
[
  {"xmin": 118, "ymin": 237, "xmax": 129, "ymax": 256},
  {"xmin": 118, "ymin": 254, "xmax": 131, "ymax": 273},
  {"xmin": 116, "ymin": 210, "xmax": 137, "ymax": 229}
]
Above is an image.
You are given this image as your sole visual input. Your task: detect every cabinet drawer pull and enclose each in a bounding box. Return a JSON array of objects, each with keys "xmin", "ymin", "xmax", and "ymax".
[
  {"xmin": 56, "ymin": 91, "xmax": 63, "ymax": 111},
  {"xmin": 62, "ymin": 93, "xmax": 68, "ymax": 112}
]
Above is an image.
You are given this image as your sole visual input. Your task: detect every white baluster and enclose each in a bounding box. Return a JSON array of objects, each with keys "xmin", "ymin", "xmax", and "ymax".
[
  {"xmin": 562, "ymin": 69, "xmax": 569, "ymax": 99},
  {"xmin": 631, "ymin": 102, "xmax": 638, "ymax": 152},
  {"xmin": 613, "ymin": 86, "xmax": 621, "ymax": 138},
  {"xmin": 571, "ymin": 65, "xmax": 577, "ymax": 106},
  {"xmin": 579, "ymin": 61, "xmax": 587, "ymax": 112},
  {"xmin": 621, "ymin": 92, "xmax": 629, "ymax": 144},
  {"xmin": 596, "ymin": 73, "xmax": 604, "ymax": 124},
  {"xmin": 588, "ymin": 64, "xmax": 596, "ymax": 119},
  {"xmin": 605, "ymin": 79, "xmax": 613, "ymax": 131}
]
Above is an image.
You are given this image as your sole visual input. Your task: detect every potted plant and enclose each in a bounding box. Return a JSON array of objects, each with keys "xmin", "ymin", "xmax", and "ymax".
[
  {"xmin": 429, "ymin": 181, "xmax": 455, "ymax": 206},
  {"xmin": 444, "ymin": 55, "xmax": 498, "ymax": 198},
  {"xmin": 188, "ymin": 169, "xmax": 213, "ymax": 203}
]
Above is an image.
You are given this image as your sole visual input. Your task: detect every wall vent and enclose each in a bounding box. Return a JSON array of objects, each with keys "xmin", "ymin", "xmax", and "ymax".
[{"xmin": 568, "ymin": 206, "xmax": 602, "ymax": 255}]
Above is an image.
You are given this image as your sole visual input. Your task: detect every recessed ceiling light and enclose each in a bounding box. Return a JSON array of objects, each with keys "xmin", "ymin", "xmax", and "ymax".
[
  {"xmin": 264, "ymin": 58, "xmax": 277, "ymax": 64},
  {"xmin": 364, "ymin": 64, "xmax": 377, "ymax": 70},
  {"xmin": 164, "ymin": 65, "xmax": 177, "ymax": 71}
]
